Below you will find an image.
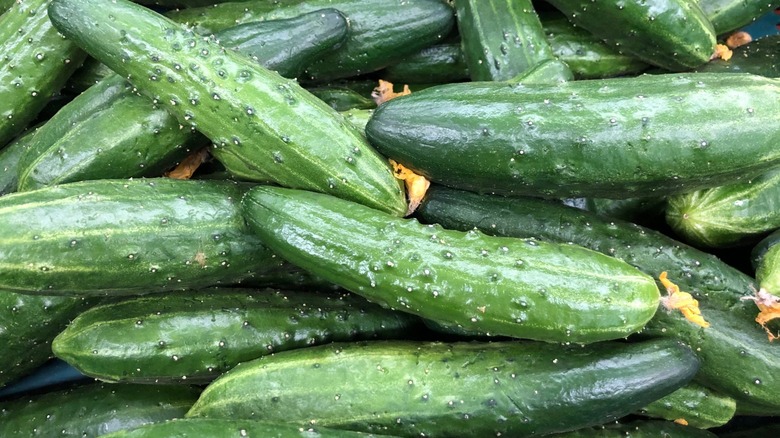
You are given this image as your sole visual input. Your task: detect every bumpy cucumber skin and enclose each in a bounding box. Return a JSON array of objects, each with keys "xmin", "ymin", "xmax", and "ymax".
[
  {"xmin": 455, "ymin": 0, "xmax": 562, "ymax": 81},
  {"xmin": 381, "ymin": 43, "xmax": 469, "ymax": 84},
  {"xmin": 0, "ymin": 383, "xmax": 199, "ymax": 437},
  {"xmin": 0, "ymin": 293, "xmax": 96, "ymax": 388},
  {"xmin": 167, "ymin": 0, "xmax": 455, "ymax": 81},
  {"xmin": 307, "ymin": 87, "xmax": 376, "ymax": 112},
  {"xmin": 666, "ymin": 167, "xmax": 780, "ymax": 248},
  {"xmin": 639, "ymin": 382, "xmax": 736, "ymax": 429},
  {"xmin": 754, "ymin": 239, "xmax": 780, "ymax": 296},
  {"xmin": 545, "ymin": 0, "xmax": 715, "ymax": 71},
  {"xmin": 698, "ymin": 35, "xmax": 780, "ymax": 77},
  {"xmin": 366, "ymin": 73, "xmax": 780, "ymax": 199},
  {"xmin": 242, "ymin": 186, "xmax": 659, "ymax": 344},
  {"xmin": 551, "ymin": 419, "xmax": 718, "ymax": 437},
  {"xmin": 187, "ymin": 339, "xmax": 698, "ymax": 437},
  {"xmin": 0, "ymin": 179, "xmax": 274, "ymax": 296},
  {"xmin": 53, "ymin": 288, "xmax": 418, "ymax": 384},
  {"xmin": 699, "ymin": 0, "xmax": 779, "ymax": 35},
  {"xmin": 48, "ymin": 0, "xmax": 407, "ymax": 217},
  {"xmin": 0, "ymin": 0, "xmax": 87, "ymax": 148},
  {"xmin": 510, "ymin": 58, "xmax": 574, "ymax": 83},
  {"xmin": 0, "ymin": 127, "xmax": 39, "ymax": 196}
]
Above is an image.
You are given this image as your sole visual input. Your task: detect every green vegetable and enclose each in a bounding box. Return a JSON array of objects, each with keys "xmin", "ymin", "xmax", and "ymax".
[
  {"xmin": 697, "ymin": 35, "xmax": 780, "ymax": 77},
  {"xmin": 551, "ymin": 419, "xmax": 717, "ymax": 437},
  {"xmin": 380, "ymin": 43, "xmax": 469, "ymax": 84},
  {"xmin": 639, "ymin": 382, "xmax": 737, "ymax": 429},
  {"xmin": 698, "ymin": 0, "xmax": 779, "ymax": 35},
  {"xmin": 307, "ymin": 87, "xmax": 376, "ymax": 112},
  {"xmin": 0, "ymin": 127, "xmax": 38, "ymax": 196}
]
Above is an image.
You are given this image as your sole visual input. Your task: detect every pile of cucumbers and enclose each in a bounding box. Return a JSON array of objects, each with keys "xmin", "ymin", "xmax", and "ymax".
[{"xmin": 1, "ymin": 0, "xmax": 780, "ymax": 436}]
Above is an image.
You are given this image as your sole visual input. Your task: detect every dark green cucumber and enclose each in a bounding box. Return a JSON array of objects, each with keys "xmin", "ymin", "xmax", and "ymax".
[
  {"xmin": 0, "ymin": 178, "xmax": 275, "ymax": 296},
  {"xmin": 102, "ymin": 418, "xmax": 398, "ymax": 438},
  {"xmin": 0, "ymin": 293, "xmax": 96, "ymax": 388},
  {"xmin": 697, "ymin": 35, "xmax": 780, "ymax": 77},
  {"xmin": 666, "ymin": 167, "xmax": 780, "ymax": 248},
  {"xmin": 0, "ymin": 0, "xmax": 13, "ymax": 14},
  {"xmin": 510, "ymin": 58, "xmax": 574, "ymax": 83},
  {"xmin": 242, "ymin": 186, "xmax": 660, "ymax": 344},
  {"xmin": 0, "ymin": 383, "xmax": 199, "ymax": 437},
  {"xmin": 0, "ymin": 127, "xmax": 39, "ymax": 196},
  {"xmin": 0, "ymin": 0, "xmax": 87, "ymax": 148},
  {"xmin": 699, "ymin": 0, "xmax": 779, "ymax": 35},
  {"xmin": 455, "ymin": 0, "xmax": 567, "ymax": 82},
  {"xmin": 49, "ymin": 0, "xmax": 407, "ymax": 217},
  {"xmin": 65, "ymin": 57, "xmax": 116, "ymax": 94},
  {"xmin": 564, "ymin": 196, "xmax": 667, "ymax": 226},
  {"xmin": 551, "ymin": 420, "xmax": 718, "ymax": 437},
  {"xmin": 380, "ymin": 43, "xmax": 469, "ymax": 84},
  {"xmin": 187, "ymin": 339, "xmax": 699, "ymax": 436},
  {"xmin": 545, "ymin": 0, "xmax": 715, "ymax": 71},
  {"xmin": 167, "ymin": 0, "xmax": 455, "ymax": 81},
  {"xmin": 366, "ymin": 73, "xmax": 780, "ymax": 199},
  {"xmin": 53, "ymin": 288, "xmax": 418, "ymax": 384},
  {"xmin": 639, "ymin": 382, "xmax": 737, "ymax": 428},
  {"xmin": 307, "ymin": 87, "xmax": 376, "ymax": 112}
]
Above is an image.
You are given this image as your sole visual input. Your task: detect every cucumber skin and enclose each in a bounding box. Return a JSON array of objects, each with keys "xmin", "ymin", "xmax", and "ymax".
[
  {"xmin": 640, "ymin": 382, "xmax": 736, "ymax": 429},
  {"xmin": 415, "ymin": 186, "xmax": 780, "ymax": 410},
  {"xmin": 48, "ymin": 0, "xmax": 407, "ymax": 217},
  {"xmin": 551, "ymin": 420, "xmax": 717, "ymax": 437},
  {"xmin": 187, "ymin": 339, "xmax": 699, "ymax": 437},
  {"xmin": 53, "ymin": 288, "xmax": 418, "ymax": 384},
  {"xmin": 0, "ymin": 179, "xmax": 275, "ymax": 296},
  {"xmin": 366, "ymin": 73, "xmax": 780, "ymax": 199},
  {"xmin": 166, "ymin": 0, "xmax": 455, "ymax": 81},
  {"xmin": 699, "ymin": 0, "xmax": 779, "ymax": 35},
  {"xmin": 545, "ymin": 0, "xmax": 715, "ymax": 71},
  {"xmin": 0, "ymin": 383, "xmax": 199, "ymax": 437},
  {"xmin": 381, "ymin": 43, "xmax": 469, "ymax": 84},
  {"xmin": 242, "ymin": 186, "xmax": 660, "ymax": 344},
  {"xmin": 754, "ymin": 237, "xmax": 780, "ymax": 296},
  {"xmin": 0, "ymin": 127, "xmax": 39, "ymax": 196},
  {"xmin": 0, "ymin": 0, "xmax": 87, "ymax": 148},
  {"xmin": 666, "ymin": 167, "xmax": 780, "ymax": 248},
  {"xmin": 697, "ymin": 35, "xmax": 780, "ymax": 77}
]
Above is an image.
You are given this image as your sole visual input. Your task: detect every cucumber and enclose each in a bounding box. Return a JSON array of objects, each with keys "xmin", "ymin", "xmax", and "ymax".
[
  {"xmin": 0, "ymin": 383, "xmax": 199, "ymax": 437},
  {"xmin": 0, "ymin": 127, "xmax": 38, "ymax": 196},
  {"xmin": 564, "ymin": 196, "xmax": 667, "ymax": 226},
  {"xmin": 380, "ymin": 43, "xmax": 469, "ymax": 84},
  {"xmin": 307, "ymin": 87, "xmax": 376, "ymax": 112},
  {"xmin": 639, "ymin": 382, "xmax": 737, "ymax": 429},
  {"xmin": 52, "ymin": 288, "xmax": 418, "ymax": 384},
  {"xmin": 0, "ymin": 0, "xmax": 87, "ymax": 148},
  {"xmin": 166, "ymin": 0, "xmax": 455, "ymax": 81},
  {"xmin": 64, "ymin": 57, "xmax": 116, "ymax": 95},
  {"xmin": 666, "ymin": 167, "xmax": 780, "ymax": 248},
  {"xmin": 455, "ymin": 0, "xmax": 566, "ymax": 82},
  {"xmin": 242, "ymin": 186, "xmax": 660, "ymax": 344},
  {"xmin": 699, "ymin": 0, "xmax": 780, "ymax": 35},
  {"xmin": 187, "ymin": 339, "xmax": 699, "ymax": 436},
  {"xmin": 341, "ymin": 109, "xmax": 374, "ymax": 134},
  {"xmin": 545, "ymin": 0, "xmax": 715, "ymax": 71},
  {"xmin": 48, "ymin": 0, "xmax": 407, "ymax": 217},
  {"xmin": 0, "ymin": 178, "xmax": 275, "ymax": 296},
  {"xmin": 366, "ymin": 73, "xmax": 780, "ymax": 199},
  {"xmin": 19, "ymin": 10, "xmax": 347, "ymax": 192},
  {"xmin": 551, "ymin": 419, "xmax": 718, "ymax": 437},
  {"xmin": 102, "ymin": 418, "xmax": 398, "ymax": 438},
  {"xmin": 697, "ymin": 35, "xmax": 780, "ymax": 77},
  {"xmin": 753, "ymin": 231, "xmax": 780, "ymax": 296},
  {"xmin": 0, "ymin": 0, "xmax": 13, "ymax": 14}
]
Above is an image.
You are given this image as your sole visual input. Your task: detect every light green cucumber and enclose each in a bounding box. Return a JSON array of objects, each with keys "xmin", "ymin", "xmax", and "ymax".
[
  {"xmin": 639, "ymin": 382, "xmax": 737, "ymax": 428},
  {"xmin": 551, "ymin": 420, "xmax": 718, "ymax": 437},
  {"xmin": 241, "ymin": 186, "xmax": 660, "ymax": 344},
  {"xmin": 48, "ymin": 0, "xmax": 407, "ymax": 216},
  {"xmin": 752, "ymin": 229, "xmax": 780, "ymax": 298}
]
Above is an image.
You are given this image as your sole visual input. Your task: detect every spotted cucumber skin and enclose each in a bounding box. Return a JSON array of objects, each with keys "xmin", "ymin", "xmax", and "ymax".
[
  {"xmin": 0, "ymin": 179, "xmax": 275, "ymax": 296},
  {"xmin": 640, "ymin": 382, "xmax": 736, "ymax": 429},
  {"xmin": 0, "ymin": 127, "xmax": 38, "ymax": 196},
  {"xmin": 545, "ymin": 0, "xmax": 715, "ymax": 71},
  {"xmin": 166, "ymin": 0, "xmax": 455, "ymax": 82},
  {"xmin": 187, "ymin": 339, "xmax": 698, "ymax": 436},
  {"xmin": 381, "ymin": 43, "xmax": 469, "ymax": 84},
  {"xmin": 552, "ymin": 420, "xmax": 718, "ymax": 437},
  {"xmin": 0, "ymin": 0, "xmax": 87, "ymax": 148},
  {"xmin": 366, "ymin": 73, "xmax": 780, "ymax": 199},
  {"xmin": 0, "ymin": 383, "xmax": 199, "ymax": 437},
  {"xmin": 53, "ymin": 288, "xmax": 418, "ymax": 384},
  {"xmin": 697, "ymin": 36, "xmax": 780, "ymax": 77},
  {"xmin": 242, "ymin": 186, "xmax": 659, "ymax": 344},
  {"xmin": 48, "ymin": 0, "xmax": 407, "ymax": 216},
  {"xmin": 699, "ymin": 0, "xmax": 779, "ymax": 35}
]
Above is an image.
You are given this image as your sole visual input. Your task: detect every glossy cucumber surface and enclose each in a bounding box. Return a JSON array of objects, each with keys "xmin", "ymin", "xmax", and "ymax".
[
  {"xmin": 697, "ymin": 35, "xmax": 780, "ymax": 77},
  {"xmin": 639, "ymin": 382, "xmax": 736, "ymax": 428},
  {"xmin": 699, "ymin": 0, "xmax": 779, "ymax": 35}
]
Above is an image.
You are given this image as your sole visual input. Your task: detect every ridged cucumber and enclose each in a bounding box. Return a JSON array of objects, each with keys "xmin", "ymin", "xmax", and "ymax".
[
  {"xmin": 166, "ymin": 0, "xmax": 455, "ymax": 81},
  {"xmin": 699, "ymin": 0, "xmax": 780, "ymax": 35},
  {"xmin": 0, "ymin": 0, "xmax": 87, "ymax": 148},
  {"xmin": 366, "ymin": 73, "xmax": 780, "ymax": 199},
  {"xmin": 639, "ymin": 382, "xmax": 737, "ymax": 428},
  {"xmin": 52, "ymin": 288, "xmax": 418, "ymax": 384},
  {"xmin": 551, "ymin": 419, "xmax": 717, "ymax": 437},
  {"xmin": 187, "ymin": 339, "xmax": 699, "ymax": 436},
  {"xmin": 241, "ymin": 186, "xmax": 660, "ymax": 344},
  {"xmin": 545, "ymin": 0, "xmax": 715, "ymax": 71},
  {"xmin": 0, "ymin": 383, "xmax": 199, "ymax": 437},
  {"xmin": 666, "ymin": 167, "xmax": 780, "ymax": 248},
  {"xmin": 0, "ymin": 179, "xmax": 275, "ymax": 296},
  {"xmin": 48, "ymin": 0, "xmax": 407, "ymax": 216},
  {"xmin": 697, "ymin": 35, "xmax": 780, "ymax": 77}
]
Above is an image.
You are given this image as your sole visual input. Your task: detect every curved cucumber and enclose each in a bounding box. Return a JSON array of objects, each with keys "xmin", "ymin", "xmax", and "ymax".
[
  {"xmin": 639, "ymin": 382, "xmax": 736, "ymax": 429},
  {"xmin": 699, "ymin": 0, "xmax": 779, "ymax": 35},
  {"xmin": 166, "ymin": 0, "xmax": 455, "ymax": 81},
  {"xmin": 187, "ymin": 339, "xmax": 699, "ymax": 436},
  {"xmin": 0, "ymin": 383, "xmax": 199, "ymax": 437},
  {"xmin": 545, "ymin": 0, "xmax": 715, "ymax": 71},
  {"xmin": 242, "ymin": 186, "xmax": 660, "ymax": 344},
  {"xmin": 0, "ymin": 0, "xmax": 87, "ymax": 148},
  {"xmin": 666, "ymin": 167, "xmax": 780, "ymax": 248},
  {"xmin": 0, "ymin": 179, "xmax": 275, "ymax": 296},
  {"xmin": 49, "ymin": 0, "xmax": 407, "ymax": 216},
  {"xmin": 697, "ymin": 35, "xmax": 780, "ymax": 77},
  {"xmin": 53, "ymin": 288, "xmax": 418, "ymax": 384},
  {"xmin": 366, "ymin": 73, "xmax": 780, "ymax": 199}
]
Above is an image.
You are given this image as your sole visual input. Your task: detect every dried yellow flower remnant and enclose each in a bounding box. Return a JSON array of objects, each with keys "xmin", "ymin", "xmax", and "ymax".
[
  {"xmin": 390, "ymin": 159, "xmax": 430, "ymax": 216},
  {"xmin": 726, "ymin": 31, "xmax": 752, "ymax": 49},
  {"xmin": 741, "ymin": 288, "xmax": 780, "ymax": 341},
  {"xmin": 710, "ymin": 44, "xmax": 733, "ymax": 61},
  {"xmin": 674, "ymin": 418, "xmax": 689, "ymax": 426},
  {"xmin": 165, "ymin": 147, "xmax": 210, "ymax": 180},
  {"xmin": 372, "ymin": 79, "xmax": 411, "ymax": 105},
  {"xmin": 659, "ymin": 271, "xmax": 710, "ymax": 328}
]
